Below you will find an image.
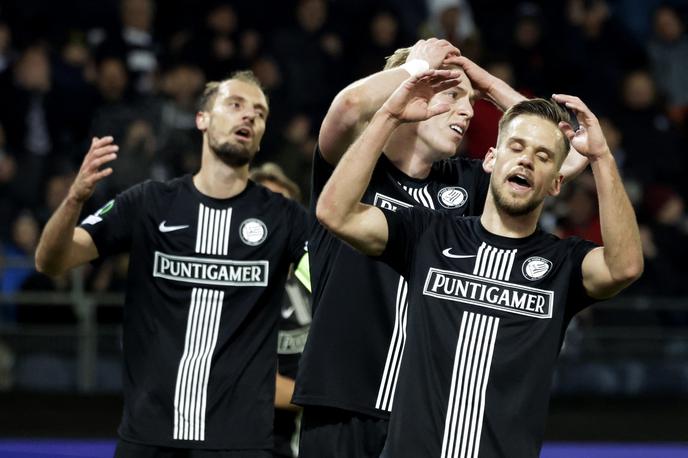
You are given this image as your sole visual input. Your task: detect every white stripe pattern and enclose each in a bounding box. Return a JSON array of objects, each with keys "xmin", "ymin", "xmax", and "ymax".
[
  {"xmin": 195, "ymin": 204, "xmax": 232, "ymax": 255},
  {"xmin": 441, "ymin": 312, "xmax": 499, "ymax": 458},
  {"xmin": 400, "ymin": 184, "xmax": 436, "ymax": 210},
  {"xmin": 472, "ymin": 243, "xmax": 517, "ymax": 281},
  {"xmin": 173, "ymin": 288, "xmax": 225, "ymax": 441},
  {"xmin": 375, "ymin": 277, "xmax": 409, "ymax": 411}
]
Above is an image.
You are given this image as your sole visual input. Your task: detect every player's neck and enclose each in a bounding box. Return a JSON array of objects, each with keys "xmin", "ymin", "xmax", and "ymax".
[
  {"xmin": 194, "ymin": 151, "xmax": 249, "ymax": 199},
  {"xmin": 480, "ymin": 194, "xmax": 541, "ymax": 239},
  {"xmin": 384, "ymin": 131, "xmax": 433, "ymax": 179}
]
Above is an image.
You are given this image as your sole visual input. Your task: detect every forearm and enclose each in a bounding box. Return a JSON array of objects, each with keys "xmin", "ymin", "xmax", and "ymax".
[
  {"xmin": 345, "ymin": 68, "xmax": 414, "ymax": 119},
  {"xmin": 275, "ymin": 373, "xmax": 299, "ymax": 412},
  {"xmin": 319, "ymin": 68, "xmax": 412, "ymax": 162},
  {"xmin": 317, "ymin": 111, "xmax": 399, "ymax": 228},
  {"xmin": 591, "ymin": 152, "xmax": 643, "ymax": 281},
  {"xmin": 35, "ymin": 196, "xmax": 84, "ymax": 275},
  {"xmin": 483, "ymin": 76, "xmax": 526, "ymax": 111}
]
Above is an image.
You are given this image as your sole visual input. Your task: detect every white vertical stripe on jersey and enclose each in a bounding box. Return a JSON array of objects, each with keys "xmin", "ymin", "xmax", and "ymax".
[
  {"xmin": 207, "ymin": 208, "xmax": 216, "ymax": 255},
  {"xmin": 472, "ymin": 243, "xmax": 486, "ymax": 276},
  {"xmin": 472, "ymin": 243, "xmax": 517, "ymax": 281},
  {"xmin": 504, "ymin": 249, "xmax": 516, "ymax": 281},
  {"xmin": 201, "ymin": 205, "xmax": 210, "ymax": 254},
  {"xmin": 172, "ymin": 288, "xmax": 225, "ymax": 441},
  {"xmin": 221, "ymin": 208, "xmax": 232, "ymax": 255},
  {"xmin": 375, "ymin": 277, "xmax": 408, "ymax": 411},
  {"xmin": 440, "ymin": 312, "xmax": 499, "ymax": 458},
  {"xmin": 483, "ymin": 246, "xmax": 497, "ymax": 278},
  {"xmin": 198, "ymin": 289, "xmax": 224, "ymax": 440},
  {"xmin": 217, "ymin": 209, "xmax": 227, "ymax": 255},
  {"xmin": 388, "ymin": 288, "xmax": 409, "ymax": 408},
  {"xmin": 213, "ymin": 210, "xmax": 225, "ymax": 254},
  {"xmin": 415, "ymin": 188, "xmax": 428, "ymax": 208},
  {"xmin": 195, "ymin": 205, "xmax": 204, "ymax": 252},
  {"xmin": 194, "ymin": 205, "xmax": 232, "ymax": 256},
  {"xmin": 422, "ymin": 186, "xmax": 436, "ymax": 210},
  {"xmin": 490, "ymin": 250, "xmax": 504, "ymax": 279},
  {"xmin": 471, "ymin": 314, "xmax": 498, "ymax": 458}
]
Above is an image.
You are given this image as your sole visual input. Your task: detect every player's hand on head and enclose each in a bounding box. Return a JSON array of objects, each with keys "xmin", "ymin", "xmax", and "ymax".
[
  {"xmin": 381, "ymin": 69, "xmax": 461, "ymax": 123},
  {"xmin": 408, "ymin": 38, "xmax": 460, "ymax": 69},
  {"xmin": 70, "ymin": 136, "xmax": 119, "ymax": 203},
  {"xmin": 452, "ymin": 56, "xmax": 492, "ymax": 97},
  {"xmin": 552, "ymin": 94, "xmax": 611, "ymax": 161}
]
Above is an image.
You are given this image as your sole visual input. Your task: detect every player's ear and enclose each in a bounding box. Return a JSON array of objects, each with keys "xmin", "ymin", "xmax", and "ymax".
[
  {"xmin": 196, "ymin": 111, "xmax": 209, "ymax": 131},
  {"xmin": 548, "ymin": 174, "xmax": 563, "ymax": 197},
  {"xmin": 483, "ymin": 147, "xmax": 496, "ymax": 173}
]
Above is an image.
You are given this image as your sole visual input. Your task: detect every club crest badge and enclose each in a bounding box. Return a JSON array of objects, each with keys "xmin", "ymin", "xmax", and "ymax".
[
  {"xmin": 437, "ymin": 187, "xmax": 468, "ymax": 209},
  {"xmin": 522, "ymin": 256, "xmax": 552, "ymax": 281},
  {"xmin": 239, "ymin": 218, "xmax": 268, "ymax": 246}
]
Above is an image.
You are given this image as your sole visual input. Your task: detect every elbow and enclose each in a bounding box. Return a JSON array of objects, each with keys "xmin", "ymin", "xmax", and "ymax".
[
  {"xmin": 614, "ymin": 257, "xmax": 644, "ymax": 287},
  {"xmin": 331, "ymin": 91, "xmax": 364, "ymax": 126},
  {"xmin": 34, "ymin": 252, "xmax": 64, "ymax": 277},
  {"xmin": 315, "ymin": 197, "xmax": 341, "ymax": 234}
]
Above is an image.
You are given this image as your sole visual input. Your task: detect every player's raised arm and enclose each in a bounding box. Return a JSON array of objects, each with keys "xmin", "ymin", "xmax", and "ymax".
[
  {"xmin": 35, "ymin": 137, "xmax": 118, "ymax": 276},
  {"xmin": 316, "ymin": 70, "xmax": 461, "ymax": 256},
  {"xmin": 458, "ymin": 55, "xmax": 588, "ymax": 182},
  {"xmin": 553, "ymin": 94, "xmax": 643, "ymax": 299},
  {"xmin": 318, "ymin": 38, "xmax": 460, "ymax": 165}
]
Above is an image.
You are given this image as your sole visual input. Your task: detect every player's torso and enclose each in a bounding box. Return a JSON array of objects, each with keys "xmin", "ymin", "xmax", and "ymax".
[
  {"xmin": 120, "ymin": 177, "xmax": 298, "ymax": 448},
  {"xmin": 388, "ymin": 217, "xmax": 581, "ymax": 458},
  {"xmin": 296, "ymin": 154, "xmax": 487, "ymax": 415}
]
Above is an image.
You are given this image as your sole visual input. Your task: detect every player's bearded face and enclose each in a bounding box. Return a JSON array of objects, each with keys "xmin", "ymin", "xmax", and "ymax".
[
  {"xmin": 487, "ymin": 116, "xmax": 564, "ymax": 216},
  {"xmin": 204, "ymin": 80, "xmax": 268, "ymax": 167}
]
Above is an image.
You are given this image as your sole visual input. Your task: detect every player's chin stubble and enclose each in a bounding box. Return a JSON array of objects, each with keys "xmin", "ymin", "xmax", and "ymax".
[
  {"xmin": 491, "ymin": 185, "xmax": 542, "ymax": 217},
  {"xmin": 209, "ymin": 137, "xmax": 253, "ymax": 167}
]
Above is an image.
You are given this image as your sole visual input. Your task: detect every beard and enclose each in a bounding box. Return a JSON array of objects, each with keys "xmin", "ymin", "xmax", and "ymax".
[
  {"xmin": 209, "ymin": 136, "xmax": 253, "ymax": 167},
  {"xmin": 491, "ymin": 183, "xmax": 543, "ymax": 217}
]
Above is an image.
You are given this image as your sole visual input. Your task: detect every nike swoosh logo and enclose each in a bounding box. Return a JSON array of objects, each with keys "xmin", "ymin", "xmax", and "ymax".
[
  {"xmin": 442, "ymin": 248, "xmax": 476, "ymax": 259},
  {"xmin": 159, "ymin": 221, "xmax": 189, "ymax": 233}
]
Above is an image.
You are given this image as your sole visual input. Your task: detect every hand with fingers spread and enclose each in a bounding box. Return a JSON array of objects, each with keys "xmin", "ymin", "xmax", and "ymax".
[
  {"xmin": 381, "ymin": 70, "xmax": 462, "ymax": 124},
  {"xmin": 407, "ymin": 38, "xmax": 460, "ymax": 70},
  {"xmin": 70, "ymin": 136, "xmax": 119, "ymax": 202},
  {"xmin": 552, "ymin": 94, "xmax": 610, "ymax": 161}
]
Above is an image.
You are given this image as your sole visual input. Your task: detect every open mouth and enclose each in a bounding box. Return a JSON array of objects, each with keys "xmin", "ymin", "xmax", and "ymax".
[
  {"xmin": 234, "ymin": 127, "xmax": 253, "ymax": 141},
  {"xmin": 449, "ymin": 124, "xmax": 464, "ymax": 136},
  {"xmin": 507, "ymin": 172, "xmax": 533, "ymax": 191}
]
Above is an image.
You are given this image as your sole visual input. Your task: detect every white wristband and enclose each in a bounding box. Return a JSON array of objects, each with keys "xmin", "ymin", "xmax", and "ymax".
[{"xmin": 400, "ymin": 59, "xmax": 430, "ymax": 77}]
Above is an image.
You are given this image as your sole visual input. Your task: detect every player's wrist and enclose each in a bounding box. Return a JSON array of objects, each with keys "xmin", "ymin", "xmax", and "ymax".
[{"xmin": 400, "ymin": 59, "xmax": 430, "ymax": 77}]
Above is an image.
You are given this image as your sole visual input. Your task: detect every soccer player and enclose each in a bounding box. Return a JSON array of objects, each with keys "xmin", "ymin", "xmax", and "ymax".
[
  {"xmin": 293, "ymin": 39, "xmax": 587, "ymax": 457},
  {"xmin": 250, "ymin": 163, "xmax": 312, "ymax": 458},
  {"xmin": 316, "ymin": 69, "xmax": 643, "ymax": 457},
  {"xmin": 35, "ymin": 71, "xmax": 308, "ymax": 457}
]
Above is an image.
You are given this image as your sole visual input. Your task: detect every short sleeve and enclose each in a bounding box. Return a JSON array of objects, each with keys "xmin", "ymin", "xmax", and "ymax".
[
  {"xmin": 79, "ymin": 183, "xmax": 145, "ymax": 257},
  {"xmin": 565, "ymin": 237, "xmax": 600, "ymax": 316},
  {"xmin": 285, "ymin": 199, "xmax": 309, "ymax": 264},
  {"xmin": 375, "ymin": 206, "xmax": 437, "ymax": 276},
  {"xmin": 310, "ymin": 145, "xmax": 335, "ymax": 211}
]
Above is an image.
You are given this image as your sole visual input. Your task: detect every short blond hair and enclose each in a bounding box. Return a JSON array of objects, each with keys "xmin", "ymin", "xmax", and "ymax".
[{"xmin": 384, "ymin": 47, "xmax": 411, "ymax": 70}]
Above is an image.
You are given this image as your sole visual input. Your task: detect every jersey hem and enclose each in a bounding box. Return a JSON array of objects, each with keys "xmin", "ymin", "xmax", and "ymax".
[
  {"xmin": 291, "ymin": 395, "xmax": 391, "ymax": 420},
  {"xmin": 117, "ymin": 431, "xmax": 272, "ymax": 451}
]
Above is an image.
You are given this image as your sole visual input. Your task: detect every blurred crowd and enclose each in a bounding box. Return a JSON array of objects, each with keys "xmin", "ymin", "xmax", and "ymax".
[{"xmin": 0, "ymin": 0, "xmax": 687, "ymax": 331}]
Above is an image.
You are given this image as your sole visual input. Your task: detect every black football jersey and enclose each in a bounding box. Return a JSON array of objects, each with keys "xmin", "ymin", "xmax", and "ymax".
[
  {"xmin": 80, "ymin": 175, "xmax": 308, "ymax": 450},
  {"xmin": 293, "ymin": 148, "xmax": 490, "ymax": 418},
  {"xmin": 378, "ymin": 208, "xmax": 597, "ymax": 458}
]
